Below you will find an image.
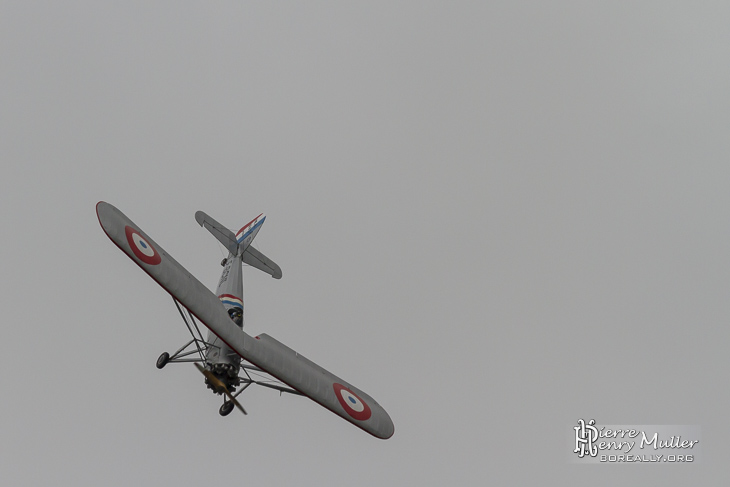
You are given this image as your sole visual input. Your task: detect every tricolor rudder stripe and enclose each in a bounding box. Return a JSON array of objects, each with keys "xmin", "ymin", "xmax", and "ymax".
[
  {"xmin": 219, "ymin": 294, "xmax": 243, "ymax": 309},
  {"xmin": 124, "ymin": 225, "xmax": 161, "ymax": 265},
  {"xmin": 236, "ymin": 213, "xmax": 265, "ymax": 244}
]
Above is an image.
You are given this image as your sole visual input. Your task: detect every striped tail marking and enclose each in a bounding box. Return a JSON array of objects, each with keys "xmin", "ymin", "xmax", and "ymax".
[{"xmin": 236, "ymin": 214, "xmax": 265, "ymax": 244}]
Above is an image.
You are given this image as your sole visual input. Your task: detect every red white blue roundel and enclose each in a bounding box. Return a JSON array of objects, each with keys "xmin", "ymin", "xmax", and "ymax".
[
  {"xmin": 333, "ymin": 383, "xmax": 371, "ymax": 421},
  {"xmin": 125, "ymin": 226, "xmax": 161, "ymax": 265}
]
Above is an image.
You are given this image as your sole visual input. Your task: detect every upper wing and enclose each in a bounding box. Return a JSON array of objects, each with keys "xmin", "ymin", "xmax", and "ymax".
[{"xmin": 96, "ymin": 202, "xmax": 394, "ymax": 439}]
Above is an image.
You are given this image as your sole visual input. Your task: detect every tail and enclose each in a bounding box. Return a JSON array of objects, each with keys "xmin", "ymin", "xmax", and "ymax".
[
  {"xmin": 195, "ymin": 211, "xmax": 283, "ymax": 279},
  {"xmin": 235, "ymin": 213, "xmax": 265, "ymax": 253}
]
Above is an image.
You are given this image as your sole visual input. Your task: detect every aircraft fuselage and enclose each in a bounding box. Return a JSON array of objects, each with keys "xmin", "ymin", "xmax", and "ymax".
[{"xmin": 203, "ymin": 253, "xmax": 244, "ymax": 392}]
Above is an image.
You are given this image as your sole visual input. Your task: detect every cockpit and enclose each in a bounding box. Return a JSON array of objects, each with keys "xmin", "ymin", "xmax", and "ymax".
[{"xmin": 228, "ymin": 307, "xmax": 243, "ymax": 326}]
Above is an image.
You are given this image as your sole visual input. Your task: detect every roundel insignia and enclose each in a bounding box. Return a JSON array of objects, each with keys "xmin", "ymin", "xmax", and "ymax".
[
  {"xmin": 125, "ymin": 226, "xmax": 161, "ymax": 265},
  {"xmin": 333, "ymin": 383, "xmax": 371, "ymax": 421}
]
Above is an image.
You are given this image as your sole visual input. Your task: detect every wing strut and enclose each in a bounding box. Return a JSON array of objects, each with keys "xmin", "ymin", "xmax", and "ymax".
[
  {"xmin": 156, "ymin": 298, "xmax": 216, "ymax": 368},
  {"xmin": 173, "ymin": 297, "xmax": 208, "ymax": 361}
]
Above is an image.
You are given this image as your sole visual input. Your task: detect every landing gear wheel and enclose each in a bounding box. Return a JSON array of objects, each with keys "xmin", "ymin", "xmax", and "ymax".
[
  {"xmin": 219, "ymin": 401, "xmax": 235, "ymax": 416},
  {"xmin": 156, "ymin": 352, "xmax": 170, "ymax": 369}
]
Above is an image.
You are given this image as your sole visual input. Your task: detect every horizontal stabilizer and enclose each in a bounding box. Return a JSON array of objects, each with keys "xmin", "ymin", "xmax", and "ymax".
[
  {"xmin": 195, "ymin": 211, "xmax": 238, "ymax": 255},
  {"xmin": 243, "ymin": 245, "xmax": 282, "ymax": 279}
]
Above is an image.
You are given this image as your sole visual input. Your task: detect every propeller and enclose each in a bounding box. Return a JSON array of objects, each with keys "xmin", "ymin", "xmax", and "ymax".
[{"xmin": 194, "ymin": 363, "xmax": 247, "ymax": 415}]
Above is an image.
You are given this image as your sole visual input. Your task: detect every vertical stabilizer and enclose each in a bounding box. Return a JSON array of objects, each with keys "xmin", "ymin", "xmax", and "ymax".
[{"xmin": 236, "ymin": 213, "xmax": 265, "ymax": 254}]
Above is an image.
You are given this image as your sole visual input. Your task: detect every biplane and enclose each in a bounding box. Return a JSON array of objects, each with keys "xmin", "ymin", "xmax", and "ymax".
[{"xmin": 96, "ymin": 202, "xmax": 394, "ymax": 439}]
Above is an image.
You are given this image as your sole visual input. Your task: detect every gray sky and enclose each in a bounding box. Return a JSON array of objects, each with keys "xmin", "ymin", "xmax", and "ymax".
[{"xmin": 2, "ymin": 1, "xmax": 730, "ymax": 485}]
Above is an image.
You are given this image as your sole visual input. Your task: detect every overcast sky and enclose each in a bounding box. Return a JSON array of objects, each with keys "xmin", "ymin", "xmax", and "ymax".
[{"xmin": 3, "ymin": 1, "xmax": 730, "ymax": 485}]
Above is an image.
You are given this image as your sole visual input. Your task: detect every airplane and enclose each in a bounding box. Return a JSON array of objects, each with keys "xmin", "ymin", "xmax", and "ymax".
[{"xmin": 96, "ymin": 202, "xmax": 394, "ymax": 439}]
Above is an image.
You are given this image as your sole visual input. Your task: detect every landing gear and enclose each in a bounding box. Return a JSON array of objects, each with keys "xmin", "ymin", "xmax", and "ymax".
[
  {"xmin": 156, "ymin": 352, "xmax": 170, "ymax": 369},
  {"xmin": 154, "ymin": 299, "xmax": 213, "ymax": 370},
  {"xmin": 219, "ymin": 401, "xmax": 235, "ymax": 416}
]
